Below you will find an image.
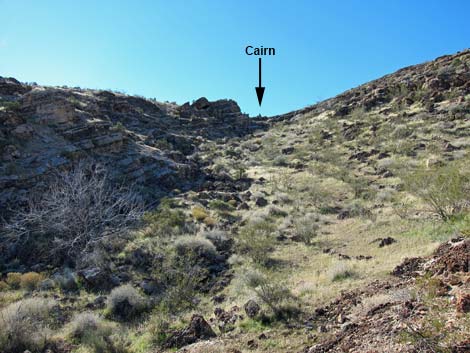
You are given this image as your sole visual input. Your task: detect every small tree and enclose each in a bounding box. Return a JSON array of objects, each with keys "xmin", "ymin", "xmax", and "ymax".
[
  {"xmin": 404, "ymin": 162, "xmax": 470, "ymax": 221},
  {"xmin": 2, "ymin": 162, "xmax": 144, "ymax": 266}
]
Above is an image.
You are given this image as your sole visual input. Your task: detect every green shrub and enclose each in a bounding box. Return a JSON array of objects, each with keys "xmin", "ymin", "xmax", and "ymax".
[
  {"xmin": 146, "ymin": 313, "xmax": 172, "ymax": 347},
  {"xmin": 0, "ymin": 298, "xmax": 55, "ymax": 353},
  {"xmin": 106, "ymin": 284, "xmax": 148, "ymax": 321},
  {"xmin": 157, "ymin": 260, "xmax": 206, "ymax": 314},
  {"xmin": 66, "ymin": 312, "xmax": 115, "ymax": 353},
  {"xmin": 242, "ymin": 270, "xmax": 299, "ymax": 321},
  {"xmin": 237, "ymin": 220, "xmax": 276, "ymax": 266},
  {"xmin": 143, "ymin": 198, "xmax": 187, "ymax": 237},
  {"xmin": 1, "ymin": 101, "xmax": 21, "ymax": 111},
  {"xmin": 293, "ymin": 213, "xmax": 319, "ymax": 245},
  {"xmin": 208, "ymin": 199, "xmax": 235, "ymax": 212},
  {"xmin": 404, "ymin": 162, "xmax": 470, "ymax": 220}
]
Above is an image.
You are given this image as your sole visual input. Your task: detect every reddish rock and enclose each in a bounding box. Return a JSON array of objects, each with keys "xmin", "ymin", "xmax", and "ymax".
[
  {"xmin": 456, "ymin": 291, "xmax": 470, "ymax": 313},
  {"xmin": 163, "ymin": 314, "xmax": 216, "ymax": 348}
]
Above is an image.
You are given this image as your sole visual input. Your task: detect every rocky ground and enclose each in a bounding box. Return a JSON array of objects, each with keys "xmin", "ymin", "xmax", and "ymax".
[{"xmin": 1, "ymin": 49, "xmax": 470, "ymax": 353}]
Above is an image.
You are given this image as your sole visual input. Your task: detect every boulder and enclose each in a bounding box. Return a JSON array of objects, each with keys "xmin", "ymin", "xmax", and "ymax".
[
  {"xmin": 281, "ymin": 146, "xmax": 294, "ymax": 155},
  {"xmin": 78, "ymin": 267, "xmax": 119, "ymax": 291},
  {"xmin": 244, "ymin": 299, "xmax": 260, "ymax": 318},
  {"xmin": 378, "ymin": 237, "xmax": 397, "ymax": 247},
  {"xmin": 164, "ymin": 314, "xmax": 216, "ymax": 348},
  {"xmin": 255, "ymin": 197, "xmax": 268, "ymax": 207}
]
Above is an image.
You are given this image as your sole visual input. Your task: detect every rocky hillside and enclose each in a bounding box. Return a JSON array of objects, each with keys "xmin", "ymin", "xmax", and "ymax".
[
  {"xmin": 1, "ymin": 49, "xmax": 470, "ymax": 353},
  {"xmin": 0, "ymin": 80, "xmax": 266, "ymax": 211}
]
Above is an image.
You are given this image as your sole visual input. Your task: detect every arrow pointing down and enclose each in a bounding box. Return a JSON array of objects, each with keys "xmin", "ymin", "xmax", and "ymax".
[{"xmin": 255, "ymin": 57, "xmax": 265, "ymax": 106}]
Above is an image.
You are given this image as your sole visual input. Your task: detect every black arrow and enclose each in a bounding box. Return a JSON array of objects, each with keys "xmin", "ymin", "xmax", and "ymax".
[{"xmin": 255, "ymin": 57, "xmax": 265, "ymax": 106}]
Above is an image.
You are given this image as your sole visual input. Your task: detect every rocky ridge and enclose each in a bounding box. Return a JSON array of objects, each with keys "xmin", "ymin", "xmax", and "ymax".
[{"xmin": 0, "ymin": 79, "xmax": 267, "ymax": 210}]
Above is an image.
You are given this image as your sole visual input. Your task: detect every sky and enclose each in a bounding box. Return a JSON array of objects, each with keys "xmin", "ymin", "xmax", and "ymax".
[{"xmin": 1, "ymin": 0, "xmax": 470, "ymax": 116}]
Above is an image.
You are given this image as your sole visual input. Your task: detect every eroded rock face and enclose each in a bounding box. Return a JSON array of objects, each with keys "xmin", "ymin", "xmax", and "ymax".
[{"xmin": 0, "ymin": 81, "xmax": 267, "ymax": 211}]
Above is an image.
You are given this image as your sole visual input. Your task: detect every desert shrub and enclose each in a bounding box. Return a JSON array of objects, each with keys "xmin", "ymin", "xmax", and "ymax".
[
  {"xmin": 229, "ymin": 159, "xmax": 247, "ymax": 180},
  {"xmin": 293, "ymin": 213, "xmax": 319, "ymax": 245},
  {"xmin": 391, "ymin": 125, "xmax": 413, "ymax": 139},
  {"xmin": 208, "ymin": 199, "xmax": 235, "ymax": 212},
  {"xmin": 266, "ymin": 205, "xmax": 288, "ymax": 218},
  {"xmin": 345, "ymin": 200, "xmax": 374, "ymax": 219},
  {"xmin": 20, "ymin": 272, "xmax": 44, "ymax": 291},
  {"xmin": 146, "ymin": 313, "xmax": 172, "ymax": 347},
  {"xmin": 106, "ymin": 284, "xmax": 148, "ymax": 321},
  {"xmin": 191, "ymin": 206, "xmax": 209, "ymax": 222},
  {"xmin": 67, "ymin": 312, "xmax": 115, "ymax": 353},
  {"xmin": 375, "ymin": 189, "xmax": 394, "ymax": 203},
  {"xmin": 142, "ymin": 198, "xmax": 187, "ymax": 237},
  {"xmin": 243, "ymin": 270, "xmax": 299, "ymax": 321},
  {"xmin": 0, "ymin": 281, "xmax": 9, "ymax": 291},
  {"xmin": 306, "ymin": 181, "xmax": 332, "ymax": 207},
  {"xmin": 328, "ymin": 262, "xmax": 357, "ymax": 282},
  {"xmin": 273, "ymin": 155, "xmax": 288, "ymax": 167},
  {"xmin": 404, "ymin": 162, "xmax": 470, "ymax": 220},
  {"xmin": 157, "ymin": 258, "xmax": 207, "ymax": 314},
  {"xmin": 5, "ymin": 272, "xmax": 21, "ymax": 289},
  {"xmin": 227, "ymin": 254, "xmax": 244, "ymax": 266},
  {"xmin": 202, "ymin": 216, "xmax": 217, "ymax": 226},
  {"xmin": 0, "ymin": 298, "xmax": 55, "ymax": 353},
  {"xmin": 199, "ymin": 229, "xmax": 229, "ymax": 251},
  {"xmin": 237, "ymin": 220, "xmax": 276, "ymax": 266},
  {"xmin": 1, "ymin": 100, "xmax": 21, "ymax": 111},
  {"xmin": 2, "ymin": 162, "xmax": 144, "ymax": 266},
  {"xmin": 174, "ymin": 236, "xmax": 217, "ymax": 262},
  {"xmin": 273, "ymin": 192, "xmax": 292, "ymax": 204},
  {"xmin": 346, "ymin": 175, "xmax": 375, "ymax": 200},
  {"xmin": 54, "ymin": 268, "xmax": 79, "ymax": 292}
]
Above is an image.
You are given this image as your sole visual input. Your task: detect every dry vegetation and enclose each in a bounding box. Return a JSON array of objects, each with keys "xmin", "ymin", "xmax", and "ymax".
[{"xmin": 1, "ymin": 51, "xmax": 470, "ymax": 353}]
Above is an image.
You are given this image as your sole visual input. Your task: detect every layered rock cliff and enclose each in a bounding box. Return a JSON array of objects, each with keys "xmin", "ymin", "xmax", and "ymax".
[{"xmin": 0, "ymin": 79, "xmax": 266, "ymax": 210}]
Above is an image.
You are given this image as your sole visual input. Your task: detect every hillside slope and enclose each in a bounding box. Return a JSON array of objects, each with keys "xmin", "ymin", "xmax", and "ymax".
[{"xmin": 1, "ymin": 49, "xmax": 470, "ymax": 353}]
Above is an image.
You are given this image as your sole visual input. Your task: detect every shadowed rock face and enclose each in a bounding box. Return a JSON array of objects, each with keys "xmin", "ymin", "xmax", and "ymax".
[{"xmin": 0, "ymin": 79, "xmax": 267, "ymax": 210}]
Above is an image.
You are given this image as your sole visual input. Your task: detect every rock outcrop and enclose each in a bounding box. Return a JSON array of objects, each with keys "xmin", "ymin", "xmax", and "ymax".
[{"xmin": 0, "ymin": 80, "xmax": 267, "ymax": 211}]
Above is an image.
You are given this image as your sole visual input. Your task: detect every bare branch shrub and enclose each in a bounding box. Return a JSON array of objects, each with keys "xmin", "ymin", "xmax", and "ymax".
[{"xmin": 2, "ymin": 162, "xmax": 144, "ymax": 265}]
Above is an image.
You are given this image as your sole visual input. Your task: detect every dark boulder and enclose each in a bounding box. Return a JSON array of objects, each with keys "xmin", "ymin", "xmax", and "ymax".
[
  {"xmin": 244, "ymin": 299, "xmax": 260, "ymax": 318},
  {"xmin": 163, "ymin": 314, "xmax": 216, "ymax": 348}
]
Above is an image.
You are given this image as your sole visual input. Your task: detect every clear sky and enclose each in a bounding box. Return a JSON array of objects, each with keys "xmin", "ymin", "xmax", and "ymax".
[{"xmin": 1, "ymin": 0, "xmax": 470, "ymax": 116}]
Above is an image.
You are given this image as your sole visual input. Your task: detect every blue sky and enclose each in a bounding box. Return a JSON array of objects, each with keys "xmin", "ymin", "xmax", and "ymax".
[{"xmin": 1, "ymin": 0, "xmax": 469, "ymax": 116}]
